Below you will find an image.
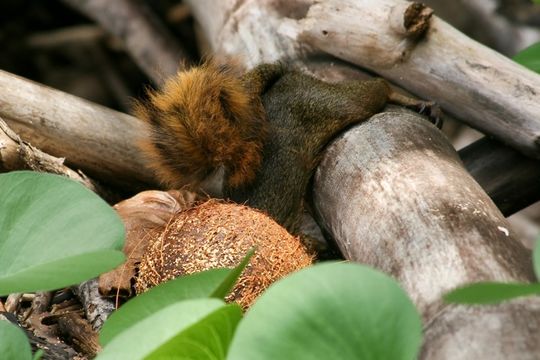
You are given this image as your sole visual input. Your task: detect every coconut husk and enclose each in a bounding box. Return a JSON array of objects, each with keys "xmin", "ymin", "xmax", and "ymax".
[
  {"xmin": 99, "ymin": 189, "xmax": 199, "ymax": 298},
  {"xmin": 135, "ymin": 200, "xmax": 314, "ymax": 308}
]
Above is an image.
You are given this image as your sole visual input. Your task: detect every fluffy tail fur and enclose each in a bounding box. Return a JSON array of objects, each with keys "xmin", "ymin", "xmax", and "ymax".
[{"xmin": 134, "ymin": 61, "xmax": 268, "ymax": 190}]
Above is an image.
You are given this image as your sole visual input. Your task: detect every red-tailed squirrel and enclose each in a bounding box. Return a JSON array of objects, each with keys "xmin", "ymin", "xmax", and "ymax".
[{"xmin": 135, "ymin": 61, "xmax": 440, "ymax": 234}]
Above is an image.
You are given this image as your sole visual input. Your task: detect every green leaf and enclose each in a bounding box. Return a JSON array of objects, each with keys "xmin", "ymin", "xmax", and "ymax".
[
  {"xmin": 100, "ymin": 250, "xmax": 252, "ymax": 345},
  {"xmin": 97, "ymin": 299, "xmax": 242, "ymax": 360},
  {"xmin": 147, "ymin": 304, "xmax": 242, "ymax": 359},
  {"xmin": 228, "ymin": 262, "xmax": 422, "ymax": 360},
  {"xmin": 534, "ymin": 238, "xmax": 540, "ymax": 281},
  {"xmin": 32, "ymin": 349, "xmax": 44, "ymax": 360},
  {"xmin": 0, "ymin": 171, "xmax": 125, "ymax": 295},
  {"xmin": 444, "ymin": 282, "xmax": 540, "ymax": 304},
  {"xmin": 0, "ymin": 320, "xmax": 32, "ymax": 360},
  {"xmin": 513, "ymin": 42, "xmax": 540, "ymax": 73}
]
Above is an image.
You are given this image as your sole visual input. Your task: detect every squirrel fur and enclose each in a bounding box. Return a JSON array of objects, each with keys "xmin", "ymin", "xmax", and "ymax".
[{"xmin": 135, "ymin": 61, "xmax": 438, "ymax": 233}]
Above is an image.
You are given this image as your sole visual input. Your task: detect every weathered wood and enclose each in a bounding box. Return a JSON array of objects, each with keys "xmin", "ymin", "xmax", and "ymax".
[
  {"xmin": 421, "ymin": 299, "xmax": 540, "ymax": 359},
  {"xmin": 62, "ymin": 0, "xmax": 187, "ymax": 84},
  {"xmin": 0, "ymin": 117, "xmax": 118, "ymax": 201},
  {"xmin": 280, "ymin": 0, "xmax": 540, "ymax": 159},
  {"xmin": 459, "ymin": 137, "xmax": 540, "ymax": 216},
  {"xmin": 422, "ymin": 0, "xmax": 540, "ymax": 55},
  {"xmin": 1, "ymin": 312, "xmax": 80, "ymax": 359},
  {"xmin": 72, "ymin": 279, "xmax": 115, "ymax": 330},
  {"xmin": 0, "ymin": 69, "xmax": 153, "ymax": 190},
  {"xmin": 312, "ymin": 110, "xmax": 539, "ymax": 358}
]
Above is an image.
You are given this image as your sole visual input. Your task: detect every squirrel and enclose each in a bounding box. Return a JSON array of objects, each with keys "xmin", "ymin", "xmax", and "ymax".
[{"xmin": 134, "ymin": 60, "xmax": 441, "ymax": 234}]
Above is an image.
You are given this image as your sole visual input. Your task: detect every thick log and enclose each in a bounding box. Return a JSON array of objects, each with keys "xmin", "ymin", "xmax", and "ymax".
[
  {"xmin": 281, "ymin": 0, "xmax": 540, "ymax": 159},
  {"xmin": 0, "ymin": 117, "xmax": 118, "ymax": 201},
  {"xmin": 0, "ymin": 70, "xmax": 153, "ymax": 190},
  {"xmin": 312, "ymin": 110, "xmax": 539, "ymax": 358},
  {"xmin": 459, "ymin": 137, "xmax": 540, "ymax": 217}
]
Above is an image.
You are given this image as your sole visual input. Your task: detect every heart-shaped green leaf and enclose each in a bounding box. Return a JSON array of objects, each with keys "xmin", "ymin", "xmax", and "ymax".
[
  {"xmin": 100, "ymin": 250, "xmax": 253, "ymax": 345},
  {"xmin": 0, "ymin": 320, "xmax": 32, "ymax": 360},
  {"xmin": 97, "ymin": 299, "xmax": 242, "ymax": 360},
  {"xmin": 0, "ymin": 171, "xmax": 125, "ymax": 295},
  {"xmin": 228, "ymin": 262, "xmax": 422, "ymax": 360}
]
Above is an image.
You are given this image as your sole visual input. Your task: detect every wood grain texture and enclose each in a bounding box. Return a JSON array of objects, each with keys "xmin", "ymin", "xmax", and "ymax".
[
  {"xmin": 313, "ymin": 110, "xmax": 540, "ymax": 358},
  {"xmin": 283, "ymin": 0, "xmax": 540, "ymax": 159},
  {"xmin": 0, "ymin": 70, "xmax": 153, "ymax": 189}
]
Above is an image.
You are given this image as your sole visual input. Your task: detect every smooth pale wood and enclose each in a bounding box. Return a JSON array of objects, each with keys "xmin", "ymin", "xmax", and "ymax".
[
  {"xmin": 186, "ymin": 0, "xmax": 305, "ymax": 67},
  {"xmin": 286, "ymin": 0, "xmax": 540, "ymax": 158},
  {"xmin": 0, "ymin": 117, "xmax": 116, "ymax": 200},
  {"xmin": 0, "ymin": 70, "xmax": 154, "ymax": 189},
  {"xmin": 313, "ymin": 111, "xmax": 539, "ymax": 358}
]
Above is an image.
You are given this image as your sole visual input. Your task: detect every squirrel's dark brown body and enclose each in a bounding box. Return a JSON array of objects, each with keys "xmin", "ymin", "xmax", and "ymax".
[
  {"xmin": 229, "ymin": 65, "xmax": 389, "ymax": 231},
  {"xmin": 136, "ymin": 62, "xmax": 433, "ymax": 234}
]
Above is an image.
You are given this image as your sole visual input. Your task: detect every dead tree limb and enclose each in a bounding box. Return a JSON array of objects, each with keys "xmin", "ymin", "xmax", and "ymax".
[
  {"xmin": 312, "ymin": 111, "xmax": 539, "ymax": 358},
  {"xmin": 282, "ymin": 0, "xmax": 540, "ymax": 159},
  {"xmin": 0, "ymin": 69, "xmax": 153, "ymax": 190},
  {"xmin": 62, "ymin": 0, "xmax": 188, "ymax": 84},
  {"xmin": 0, "ymin": 117, "xmax": 117, "ymax": 200}
]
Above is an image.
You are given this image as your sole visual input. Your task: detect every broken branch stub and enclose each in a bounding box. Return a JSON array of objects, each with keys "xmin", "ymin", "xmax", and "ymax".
[
  {"xmin": 290, "ymin": 0, "xmax": 540, "ymax": 158},
  {"xmin": 313, "ymin": 110, "xmax": 540, "ymax": 358}
]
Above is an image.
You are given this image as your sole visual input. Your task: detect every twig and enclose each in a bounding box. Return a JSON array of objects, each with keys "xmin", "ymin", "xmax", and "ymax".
[
  {"xmin": 62, "ymin": 0, "xmax": 188, "ymax": 84},
  {"xmin": 4, "ymin": 293, "xmax": 22, "ymax": 313}
]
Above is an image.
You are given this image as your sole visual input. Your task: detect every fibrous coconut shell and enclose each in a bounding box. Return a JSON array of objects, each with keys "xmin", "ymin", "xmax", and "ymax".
[{"xmin": 135, "ymin": 200, "xmax": 314, "ymax": 309}]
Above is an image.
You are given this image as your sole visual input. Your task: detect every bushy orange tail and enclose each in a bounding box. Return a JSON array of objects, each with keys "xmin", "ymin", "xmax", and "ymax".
[{"xmin": 134, "ymin": 61, "xmax": 268, "ymax": 190}]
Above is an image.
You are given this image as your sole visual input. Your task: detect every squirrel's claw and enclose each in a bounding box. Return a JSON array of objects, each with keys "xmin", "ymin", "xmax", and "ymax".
[{"xmin": 418, "ymin": 101, "xmax": 443, "ymax": 129}]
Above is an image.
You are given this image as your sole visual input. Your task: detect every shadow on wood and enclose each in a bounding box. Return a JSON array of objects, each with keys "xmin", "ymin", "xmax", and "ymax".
[
  {"xmin": 460, "ymin": 137, "xmax": 540, "ymax": 217},
  {"xmin": 313, "ymin": 110, "xmax": 540, "ymax": 358}
]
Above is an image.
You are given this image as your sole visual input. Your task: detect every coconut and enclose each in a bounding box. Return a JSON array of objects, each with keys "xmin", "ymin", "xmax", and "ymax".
[{"xmin": 135, "ymin": 200, "xmax": 314, "ymax": 309}]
